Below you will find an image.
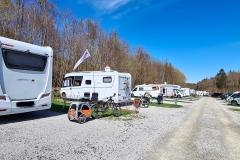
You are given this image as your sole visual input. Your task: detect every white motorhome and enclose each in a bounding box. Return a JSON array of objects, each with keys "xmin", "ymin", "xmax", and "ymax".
[
  {"xmin": 0, "ymin": 36, "xmax": 53, "ymax": 116},
  {"xmin": 60, "ymin": 66, "xmax": 131, "ymax": 103},
  {"xmin": 181, "ymin": 88, "xmax": 191, "ymax": 96},
  {"xmin": 190, "ymin": 89, "xmax": 196, "ymax": 96},
  {"xmin": 131, "ymin": 84, "xmax": 183, "ymax": 98}
]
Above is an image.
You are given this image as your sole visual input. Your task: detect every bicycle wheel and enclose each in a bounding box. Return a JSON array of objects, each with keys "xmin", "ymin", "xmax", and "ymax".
[
  {"xmin": 91, "ymin": 103, "xmax": 103, "ymax": 118},
  {"xmin": 112, "ymin": 103, "xmax": 122, "ymax": 117}
]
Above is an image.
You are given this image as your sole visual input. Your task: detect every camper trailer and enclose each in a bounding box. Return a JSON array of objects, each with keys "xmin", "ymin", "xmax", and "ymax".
[
  {"xmin": 0, "ymin": 36, "xmax": 53, "ymax": 116},
  {"xmin": 60, "ymin": 66, "xmax": 131, "ymax": 103},
  {"xmin": 131, "ymin": 84, "xmax": 183, "ymax": 98}
]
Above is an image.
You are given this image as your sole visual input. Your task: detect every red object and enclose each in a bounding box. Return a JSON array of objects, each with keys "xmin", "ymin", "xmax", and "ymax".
[{"xmin": 133, "ymin": 98, "xmax": 141, "ymax": 107}]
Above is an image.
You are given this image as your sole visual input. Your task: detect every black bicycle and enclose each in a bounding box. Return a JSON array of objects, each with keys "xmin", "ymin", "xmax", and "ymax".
[{"xmin": 91, "ymin": 93, "xmax": 122, "ymax": 118}]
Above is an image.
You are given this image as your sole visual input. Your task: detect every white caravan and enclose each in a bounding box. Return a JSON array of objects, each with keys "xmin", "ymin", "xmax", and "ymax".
[
  {"xmin": 60, "ymin": 66, "xmax": 131, "ymax": 103},
  {"xmin": 131, "ymin": 84, "xmax": 183, "ymax": 98},
  {"xmin": 0, "ymin": 36, "xmax": 53, "ymax": 116}
]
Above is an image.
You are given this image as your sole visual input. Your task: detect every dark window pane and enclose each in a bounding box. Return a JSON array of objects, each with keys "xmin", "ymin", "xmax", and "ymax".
[{"xmin": 2, "ymin": 49, "xmax": 47, "ymax": 71}]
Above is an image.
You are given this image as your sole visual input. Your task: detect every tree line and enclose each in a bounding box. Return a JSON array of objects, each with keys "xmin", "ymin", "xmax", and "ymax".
[
  {"xmin": 0, "ymin": 0, "xmax": 187, "ymax": 88},
  {"xmin": 196, "ymin": 69, "xmax": 240, "ymax": 93}
]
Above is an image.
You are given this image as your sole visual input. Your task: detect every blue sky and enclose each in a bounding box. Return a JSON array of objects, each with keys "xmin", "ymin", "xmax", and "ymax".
[{"xmin": 56, "ymin": 0, "xmax": 240, "ymax": 83}]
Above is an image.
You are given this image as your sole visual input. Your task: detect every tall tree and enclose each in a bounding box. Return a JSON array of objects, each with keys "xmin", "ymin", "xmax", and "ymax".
[{"xmin": 215, "ymin": 69, "xmax": 227, "ymax": 91}]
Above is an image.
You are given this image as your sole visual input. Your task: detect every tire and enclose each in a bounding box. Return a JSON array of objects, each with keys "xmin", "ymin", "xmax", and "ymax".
[
  {"xmin": 112, "ymin": 103, "xmax": 122, "ymax": 117},
  {"xmin": 78, "ymin": 114, "xmax": 87, "ymax": 124},
  {"xmin": 177, "ymin": 95, "xmax": 181, "ymax": 98},
  {"xmin": 231, "ymin": 100, "xmax": 238, "ymax": 106},
  {"xmin": 91, "ymin": 104, "xmax": 103, "ymax": 118},
  {"xmin": 62, "ymin": 92, "xmax": 66, "ymax": 98},
  {"xmin": 145, "ymin": 101, "xmax": 149, "ymax": 108}
]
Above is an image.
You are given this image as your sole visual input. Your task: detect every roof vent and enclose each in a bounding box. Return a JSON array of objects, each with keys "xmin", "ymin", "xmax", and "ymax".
[{"xmin": 105, "ymin": 66, "xmax": 111, "ymax": 72}]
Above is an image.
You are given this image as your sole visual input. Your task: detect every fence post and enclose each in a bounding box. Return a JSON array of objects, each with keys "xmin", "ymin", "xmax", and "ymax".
[
  {"xmin": 174, "ymin": 98, "xmax": 177, "ymax": 105},
  {"xmin": 62, "ymin": 98, "xmax": 66, "ymax": 109}
]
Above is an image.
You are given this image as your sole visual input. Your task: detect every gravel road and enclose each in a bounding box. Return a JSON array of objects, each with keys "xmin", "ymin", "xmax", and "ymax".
[{"xmin": 0, "ymin": 97, "xmax": 240, "ymax": 160}]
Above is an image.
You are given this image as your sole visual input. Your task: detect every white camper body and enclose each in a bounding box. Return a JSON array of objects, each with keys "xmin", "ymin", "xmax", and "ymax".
[
  {"xmin": 131, "ymin": 84, "xmax": 183, "ymax": 98},
  {"xmin": 181, "ymin": 88, "xmax": 191, "ymax": 96},
  {"xmin": 161, "ymin": 84, "xmax": 183, "ymax": 98},
  {"xmin": 190, "ymin": 89, "xmax": 196, "ymax": 95},
  {"xmin": 0, "ymin": 36, "xmax": 53, "ymax": 116},
  {"xmin": 60, "ymin": 67, "xmax": 131, "ymax": 103}
]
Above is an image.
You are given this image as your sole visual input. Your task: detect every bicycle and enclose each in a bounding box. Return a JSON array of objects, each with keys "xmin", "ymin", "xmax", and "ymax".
[
  {"xmin": 91, "ymin": 93, "xmax": 122, "ymax": 118},
  {"xmin": 139, "ymin": 94, "xmax": 150, "ymax": 108}
]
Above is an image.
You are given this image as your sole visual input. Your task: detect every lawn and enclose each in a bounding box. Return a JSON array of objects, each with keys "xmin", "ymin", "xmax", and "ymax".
[{"xmin": 50, "ymin": 100, "xmax": 134, "ymax": 117}]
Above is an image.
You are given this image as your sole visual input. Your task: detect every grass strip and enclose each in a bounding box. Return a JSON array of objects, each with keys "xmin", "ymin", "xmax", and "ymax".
[
  {"xmin": 50, "ymin": 100, "xmax": 133, "ymax": 117},
  {"xmin": 149, "ymin": 102, "xmax": 182, "ymax": 108}
]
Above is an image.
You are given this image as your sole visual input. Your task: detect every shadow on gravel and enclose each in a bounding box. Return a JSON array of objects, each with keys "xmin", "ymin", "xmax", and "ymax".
[{"xmin": 0, "ymin": 110, "xmax": 62, "ymax": 125}]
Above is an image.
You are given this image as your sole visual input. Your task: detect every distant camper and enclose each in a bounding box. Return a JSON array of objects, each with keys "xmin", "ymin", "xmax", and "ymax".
[
  {"xmin": 131, "ymin": 84, "xmax": 183, "ymax": 98},
  {"xmin": 60, "ymin": 66, "xmax": 131, "ymax": 103}
]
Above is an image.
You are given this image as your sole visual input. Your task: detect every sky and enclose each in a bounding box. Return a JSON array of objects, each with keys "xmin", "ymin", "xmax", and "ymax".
[{"xmin": 56, "ymin": 0, "xmax": 240, "ymax": 83}]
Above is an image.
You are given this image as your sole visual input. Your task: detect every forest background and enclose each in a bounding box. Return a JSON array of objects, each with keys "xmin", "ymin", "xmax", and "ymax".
[{"xmin": 1, "ymin": 0, "xmax": 240, "ymax": 94}]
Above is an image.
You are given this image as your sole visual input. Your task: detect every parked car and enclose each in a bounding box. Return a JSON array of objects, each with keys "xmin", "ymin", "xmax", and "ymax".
[
  {"xmin": 223, "ymin": 92, "xmax": 233, "ymax": 100},
  {"xmin": 221, "ymin": 92, "xmax": 233, "ymax": 100},
  {"xmin": 227, "ymin": 91, "xmax": 240, "ymax": 102},
  {"xmin": 230, "ymin": 92, "xmax": 240, "ymax": 105},
  {"xmin": 211, "ymin": 92, "xmax": 223, "ymax": 98}
]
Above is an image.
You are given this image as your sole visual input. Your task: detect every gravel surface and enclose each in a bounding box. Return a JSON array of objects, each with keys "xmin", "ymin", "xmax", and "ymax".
[{"xmin": 0, "ymin": 97, "xmax": 240, "ymax": 160}]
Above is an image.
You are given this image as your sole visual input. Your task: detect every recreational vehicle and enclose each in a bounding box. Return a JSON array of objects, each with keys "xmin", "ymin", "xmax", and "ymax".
[
  {"xmin": 60, "ymin": 66, "xmax": 131, "ymax": 103},
  {"xmin": 181, "ymin": 88, "xmax": 191, "ymax": 96},
  {"xmin": 0, "ymin": 36, "xmax": 53, "ymax": 116},
  {"xmin": 131, "ymin": 84, "xmax": 183, "ymax": 98}
]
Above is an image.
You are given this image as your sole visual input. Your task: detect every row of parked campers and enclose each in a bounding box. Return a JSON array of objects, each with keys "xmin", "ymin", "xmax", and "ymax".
[{"xmin": 224, "ymin": 91, "xmax": 240, "ymax": 105}]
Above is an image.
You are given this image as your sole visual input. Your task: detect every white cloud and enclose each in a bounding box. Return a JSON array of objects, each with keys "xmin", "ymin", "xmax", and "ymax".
[{"xmin": 82, "ymin": 0, "xmax": 132, "ymax": 14}]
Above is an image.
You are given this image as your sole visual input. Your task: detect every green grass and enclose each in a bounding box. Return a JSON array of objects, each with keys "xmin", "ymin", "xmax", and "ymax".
[
  {"xmin": 50, "ymin": 101, "xmax": 71, "ymax": 113},
  {"xmin": 50, "ymin": 100, "xmax": 133, "ymax": 117},
  {"xmin": 229, "ymin": 108, "xmax": 240, "ymax": 112},
  {"xmin": 149, "ymin": 102, "xmax": 182, "ymax": 108}
]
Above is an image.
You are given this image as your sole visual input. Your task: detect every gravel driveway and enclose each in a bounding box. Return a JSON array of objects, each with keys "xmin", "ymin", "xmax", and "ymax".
[{"xmin": 0, "ymin": 97, "xmax": 240, "ymax": 160}]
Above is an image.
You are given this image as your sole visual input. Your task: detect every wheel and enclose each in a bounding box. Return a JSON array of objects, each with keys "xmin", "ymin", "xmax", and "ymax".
[
  {"xmin": 177, "ymin": 95, "xmax": 181, "ymax": 98},
  {"xmin": 112, "ymin": 103, "xmax": 122, "ymax": 117},
  {"xmin": 62, "ymin": 92, "xmax": 66, "ymax": 98},
  {"xmin": 145, "ymin": 101, "xmax": 149, "ymax": 108},
  {"xmin": 91, "ymin": 104, "xmax": 103, "ymax": 118},
  {"xmin": 231, "ymin": 100, "xmax": 238, "ymax": 106},
  {"xmin": 78, "ymin": 114, "xmax": 87, "ymax": 124},
  {"xmin": 68, "ymin": 115, "xmax": 72, "ymax": 121}
]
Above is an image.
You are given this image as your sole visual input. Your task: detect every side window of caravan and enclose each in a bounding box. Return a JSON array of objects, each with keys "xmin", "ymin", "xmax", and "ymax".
[
  {"xmin": 2, "ymin": 49, "xmax": 47, "ymax": 71},
  {"xmin": 133, "ymin": 88, "xmax": 137, "ymax": 91},
  {"xmin": 139, "ymin": 87, "xmax": 143, "ymax": 91},
  {"xmin": 85, "ymin": 80, "xmax": 91, "ymax": 85},
  {"xmin": 103, "ymin": 77, "xmax": 112, "ymax": 83},
  {"xmin": 73, "ymin": 76, "xmax": 82, "ymax": 86}
]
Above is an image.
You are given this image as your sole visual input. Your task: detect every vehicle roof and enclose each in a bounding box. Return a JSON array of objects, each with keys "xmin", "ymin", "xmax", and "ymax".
[{"xmin": 65, "ymin": 71, "xmax": 131, "ymax": 77}]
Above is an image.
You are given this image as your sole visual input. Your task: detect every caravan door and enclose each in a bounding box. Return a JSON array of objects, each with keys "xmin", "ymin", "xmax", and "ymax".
[{"xmin": 119, "ymin": 76, "xmax": 131, "ymax": 102}]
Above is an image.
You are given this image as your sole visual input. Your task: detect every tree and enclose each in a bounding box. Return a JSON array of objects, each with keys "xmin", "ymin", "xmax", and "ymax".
[{"xmin": 215, "ymin": 69, "xmax": 227, "ymax": 91}]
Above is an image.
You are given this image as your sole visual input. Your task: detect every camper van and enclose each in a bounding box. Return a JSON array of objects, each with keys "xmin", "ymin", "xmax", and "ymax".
[
  {"xmin": 60, "ymin": 66, "xmax": 131, "ymax": 103},
  {"xmin": 0, "ymin": 36, "xmax": 53, "ymax": 116},
  {"xmin": 181, "ymin": 88, "xmax": 191, "ymax": 96},
  {"xmin": 131, "ymin": 84, "xmax": 183, "ymax": 98}
]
